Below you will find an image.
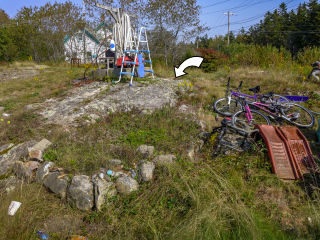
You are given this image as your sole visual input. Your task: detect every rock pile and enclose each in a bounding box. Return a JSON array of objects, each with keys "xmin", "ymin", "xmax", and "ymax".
[{"xmin": 0, "ymin": 142, "xmax": 178, "ymax": 212}]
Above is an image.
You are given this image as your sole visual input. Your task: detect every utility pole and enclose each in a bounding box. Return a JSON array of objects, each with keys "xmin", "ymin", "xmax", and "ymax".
[{"xmin": 223, "ymin": 11, "xmax": 234, "ymax": 46}]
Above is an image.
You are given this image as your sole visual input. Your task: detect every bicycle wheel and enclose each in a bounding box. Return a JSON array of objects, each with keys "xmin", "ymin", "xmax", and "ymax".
[
  {"xmin": 280, "ymin": 102, "xmax": 315, "ymax": 128},
  {"xmin": 231, "ymin": 109, "xmax": 271, "ymax": 131},
  {"xmin": 214, "ymin": 97, "xmax": 243, "ymax": 117}
]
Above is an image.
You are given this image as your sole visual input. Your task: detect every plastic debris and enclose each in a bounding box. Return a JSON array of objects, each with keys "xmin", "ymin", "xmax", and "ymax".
[
  {"xmin": 107, "ymin": 170, "xmax": 113, "ymax": 176},
  {"xmin": 36, "ymin": 231, "xmax": 50, "ymax": 239},
  {"xmin": 8, "ymin": 201, "xmax": 22, "ymax": 216},
  {"xmin": 2, "ymin": 113, "xmax": 11, "ymax": 117},
  {"xmin": 99, "ymin": 173, "xmax": 104, "ymax": 179}
]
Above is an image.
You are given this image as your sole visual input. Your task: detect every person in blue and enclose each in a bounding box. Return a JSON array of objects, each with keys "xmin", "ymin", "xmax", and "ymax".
[{"xmin": 307, "ymin": 61, "xmax": 320, "ymax": 81}]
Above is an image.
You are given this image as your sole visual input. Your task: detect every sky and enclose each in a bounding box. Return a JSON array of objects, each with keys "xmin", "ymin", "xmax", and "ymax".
[{"xmin": 0, "ymin": 0, "xmax": 306, "ymax": 37}]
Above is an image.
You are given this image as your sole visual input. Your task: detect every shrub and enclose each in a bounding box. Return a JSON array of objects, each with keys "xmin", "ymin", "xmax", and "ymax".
[{"xmin": 196, "ymin": 48, "xmax": 229, "ymax": 72}]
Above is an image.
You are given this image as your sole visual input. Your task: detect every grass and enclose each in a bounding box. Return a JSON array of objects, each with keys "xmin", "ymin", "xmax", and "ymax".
[{"xmin": 0, "ymin": 61, "xmax": 320, "ymax": 239}]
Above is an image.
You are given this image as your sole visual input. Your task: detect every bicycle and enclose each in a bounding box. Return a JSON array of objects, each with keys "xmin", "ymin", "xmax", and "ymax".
[
  {"xmin": 231, "ymin": 95, "xmax": 315, "ymax": 131},
  {"xmin": 214, "ymin": 77, "xmax": 290, "ymax": 117},
  {"xmin": 200, "ymin": 117, "xmax": 258, "ymax": 156}
]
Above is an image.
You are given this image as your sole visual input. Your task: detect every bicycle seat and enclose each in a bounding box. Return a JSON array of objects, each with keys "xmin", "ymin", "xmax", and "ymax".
[
  {"xmin": 249, "ymin": 86, "xmax": 260, "ymax": 93},
  {"xmin": 221, "ymin": 117, "xmax": 232, "ymax": 126},
  {"xmin": 262, "ymin": 91, "xmax": 274, "ymax": 98}
]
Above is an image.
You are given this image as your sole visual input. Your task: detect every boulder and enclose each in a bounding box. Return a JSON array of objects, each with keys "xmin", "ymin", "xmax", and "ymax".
[
  {"xmin": 35, "ymin": 161, "xmax": 55, "ymax": 183},
  {"xmin": 32, "ymin": 138, "xmax": 52, "ymax": 152},
  {"xmin": 68, "ymin": 175, "xmax": 94, "ymax": 211},
  {"xmin": 137, "ymin": 161, "xmax": 155, "ymax": 182},
  {"xmin": 136, "ymin": 145, "xmax": 154, "ymax": 158},
  {"xmin": 0, "ymin": 140, "xmax": 38, "ymax": 176},
  {"xmin": 12, "ymin": 161, "xmax": 40, "ymax": 180},
  {"xmin": 93, "ymin": 178, "xmax": 117, "ymax": 211},
  {"xmin": 108, "ymin": 159, "xmax": 122, "ymax": 166},
  {"xmin": 153, "ymin": 154, "xmax": 176, "ymax": 165},
  {"xmin": 0, "ymin": 143, "xmax": 14, "ymax": 153},
  {"xmin": 116, "ymin": 176, "xmax": 139, "ymax": 195},
  {"xmin": 43, "ymin": 172, "xmax": 68, "ymax": 199}
]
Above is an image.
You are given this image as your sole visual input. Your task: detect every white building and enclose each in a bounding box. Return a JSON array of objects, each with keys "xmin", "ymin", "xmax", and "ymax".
[{"xmin": 64, "ymin": 22, "xmax": 112, "ymax": 64}]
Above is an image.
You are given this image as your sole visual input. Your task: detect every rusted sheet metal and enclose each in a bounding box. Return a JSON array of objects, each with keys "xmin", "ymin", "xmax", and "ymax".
[
  {"xmin": 279, "ymin": 126, "xmax": 317, "ymax": 176},
  {"xmin": 254, "ymin": 125, "xmax": 301, "ymax": 181}
]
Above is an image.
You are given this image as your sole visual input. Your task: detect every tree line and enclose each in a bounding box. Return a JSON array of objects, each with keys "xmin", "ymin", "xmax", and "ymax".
[{"xmin": 0, "ymin": 0, "xmax": 206, "ymax": 66}]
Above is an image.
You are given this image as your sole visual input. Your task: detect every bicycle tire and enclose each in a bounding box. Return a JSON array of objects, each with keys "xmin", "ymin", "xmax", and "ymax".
[
  {"xmin": 280, "ymin": 102, "xmax": 315, "ymax": 128},
  {"xmin": 231, "ymin": 109, "xmax": 271, "ymax": 131},
  {"xmin": 213, "ymin": 97, "xmax": 243, "ymax": 117}
]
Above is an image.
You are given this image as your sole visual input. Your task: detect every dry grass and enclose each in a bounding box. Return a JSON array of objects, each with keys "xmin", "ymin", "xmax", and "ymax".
[{"xmin": 0, "ymin": 62, "xmax": 320, "ymax": 239}]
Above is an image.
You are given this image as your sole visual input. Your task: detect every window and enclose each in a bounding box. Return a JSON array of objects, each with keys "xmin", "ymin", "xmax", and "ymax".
[{"xmin": 77, "ymin": 33, "xmax": 83, "ymax": 42}]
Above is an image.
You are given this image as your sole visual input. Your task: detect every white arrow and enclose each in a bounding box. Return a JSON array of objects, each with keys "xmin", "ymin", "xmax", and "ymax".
[{"xmin": 174, "ymin": 57, "xmax": 203, "ymax": 78}]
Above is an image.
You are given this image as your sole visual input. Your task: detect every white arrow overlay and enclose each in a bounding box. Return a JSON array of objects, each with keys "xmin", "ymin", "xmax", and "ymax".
[{"xmin": 174, "ymin": 57, "xmax": 203, "ymax": 78}]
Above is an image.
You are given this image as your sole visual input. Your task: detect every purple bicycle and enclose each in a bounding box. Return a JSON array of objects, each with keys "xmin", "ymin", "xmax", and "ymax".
[
  {"xmin": 231, "ymin": 95, "xmax": 315, "ymax": 131},
  {"xmin": 214, "ymin": 77, "xmax": 290, "ymax": 117}
]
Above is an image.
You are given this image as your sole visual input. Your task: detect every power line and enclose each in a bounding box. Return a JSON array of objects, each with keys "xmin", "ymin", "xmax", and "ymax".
[{"xmin": 202, "ymin": 0, "xmax": 231, "ymax": 9}]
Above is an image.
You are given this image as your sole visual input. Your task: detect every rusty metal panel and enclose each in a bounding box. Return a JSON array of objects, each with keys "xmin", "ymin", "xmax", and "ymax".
[
  {"xmin": 254, "ymin": 125, "xmax": 300, "ymax": 181},
  {"xmin": 279, "ymin": 126, "xmax": 317, "ymax": 176}
]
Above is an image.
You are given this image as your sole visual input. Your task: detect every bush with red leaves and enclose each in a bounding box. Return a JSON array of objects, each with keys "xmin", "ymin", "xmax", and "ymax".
[{"xmin": 196, "ymin": 48, "xmax": 229, "ymax": 72}]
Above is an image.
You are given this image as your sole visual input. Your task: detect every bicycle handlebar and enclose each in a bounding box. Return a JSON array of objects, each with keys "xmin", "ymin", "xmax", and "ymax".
[
  {"xmin": 226, "ymin": 77, "xmax": 230, "ymax": 87},
  {"xmin": 237, "ymin": 81, "xmax": 243, "ymax": 93}
]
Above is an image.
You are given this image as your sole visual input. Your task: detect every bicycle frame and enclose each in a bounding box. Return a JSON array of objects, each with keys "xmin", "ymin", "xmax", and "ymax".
[{"xmin": 241, "ymin": 98, "xmax": 293, "ymax": 123}]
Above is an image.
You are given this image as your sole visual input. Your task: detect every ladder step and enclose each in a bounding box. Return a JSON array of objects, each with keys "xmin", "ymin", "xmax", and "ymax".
[
  {"xmin": 139, "ymin": 41, "xmax": 147, "ymax": 43},
  {"xmin": 120, "ymin": 72, "xmax": 134, "ymax": 76},
  {"xmin": 140, "ymin": 50, "xmax": 150, "ymax": 53},
  {"xmin": 144, "ymin": 70, "xmax": 153, "ymax": 73},
  {"xmin": 122, "ymin": 61, "xmax": 137, "ymax": 65},
  {"xmin": 143, "ymin": 60, "xmax": 152, "ymax": 63},
  {"xmin": 124, "ymin": 50, "xmax": 138, "ymax": 53}
]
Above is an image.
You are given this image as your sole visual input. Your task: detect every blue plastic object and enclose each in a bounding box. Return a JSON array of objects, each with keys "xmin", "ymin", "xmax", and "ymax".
[
  {"xmin": 37, "ymin": 231, "xmax": 49, "ymax": 239},
  {"xmin": 112, "ymin": 81, "xmax": 116, "ymax": 83},
  {"xmin": 107, "ymin": 170, "xmax": 113, "ymax": 176},
  {"xmin": 138, "ymin": 54, "xmax": 145, "ymax": 78},
  {"xmin": 130, "ymin": 83, "xmax": 132, "ymax": 86},
  {"xmin": 284, "ymin": 95, "xmax": 309, "ymax": 102}
]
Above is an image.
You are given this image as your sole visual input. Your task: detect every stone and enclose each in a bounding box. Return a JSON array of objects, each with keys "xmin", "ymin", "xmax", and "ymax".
[
  {"xmin": 178, "ymin": 104, "xmax": 189, "ymax": 112},
  {"xmin": 137, "ymin": 161, "xmax": 155, "ymax": 182},
  {"xmin": 196, "ymin": 120, "xmax": 206, "ymax": 131},
  {"xmin": 183, "ymin": 146, "xmax": 195, "ymax": 162},
  {"xmin": 0, "ymin": 143, "xmax": 14, "ymax": 153},
  {"xmin": 136, "ymin": 145, "xmax": 154, "ymax": 158},
  {"xmin": 93, "ymin": 178, "xmax": 117, "ymax": 211},
  {"xmin": 28, "ymin": 148, "xmax": 42, "ymax": 161},
  {"xmin": 13, "ymin": 161, "xmax": 40, "ymax": 180},
  {"xmin": 116, "ymin": 176, "xmax": 139, "ymax": 195},
  {"xmin": 35, "ymin": 161, "xmax": 55, "ymax": 183},
  {"xmin": 0, "ymin": 176, "xmax": 21, "ymax": 193},
  {"xmin": 27, "ymin": 79, "xmax": 184, "ymax": 126},
  {"xmin": 68, "ymin": 175, "xmax": 94, "ymax": 211},
  {"xmin": 32, "ymin": 138, "xmax": 52, "ymax": 152},
  {"xmin": 43, "ymin": 172, "xmax": 68, "ymax": 199},
  {"xmin": 108, "ymin": 159, "xmax": 122, "ymax": 166},
  {"xmin": 0, "ymin": 140, "xmax": 38, "ymax": 176},
  {"xmin": 153, "ymin": 154, "xmax": 176, "ymax": 165}
]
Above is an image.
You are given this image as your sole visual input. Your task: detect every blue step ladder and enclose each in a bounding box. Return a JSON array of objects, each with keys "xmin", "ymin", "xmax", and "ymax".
[{"xmin": 137, "ymin": 27, "xmax": 154, "ymax": 80}]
